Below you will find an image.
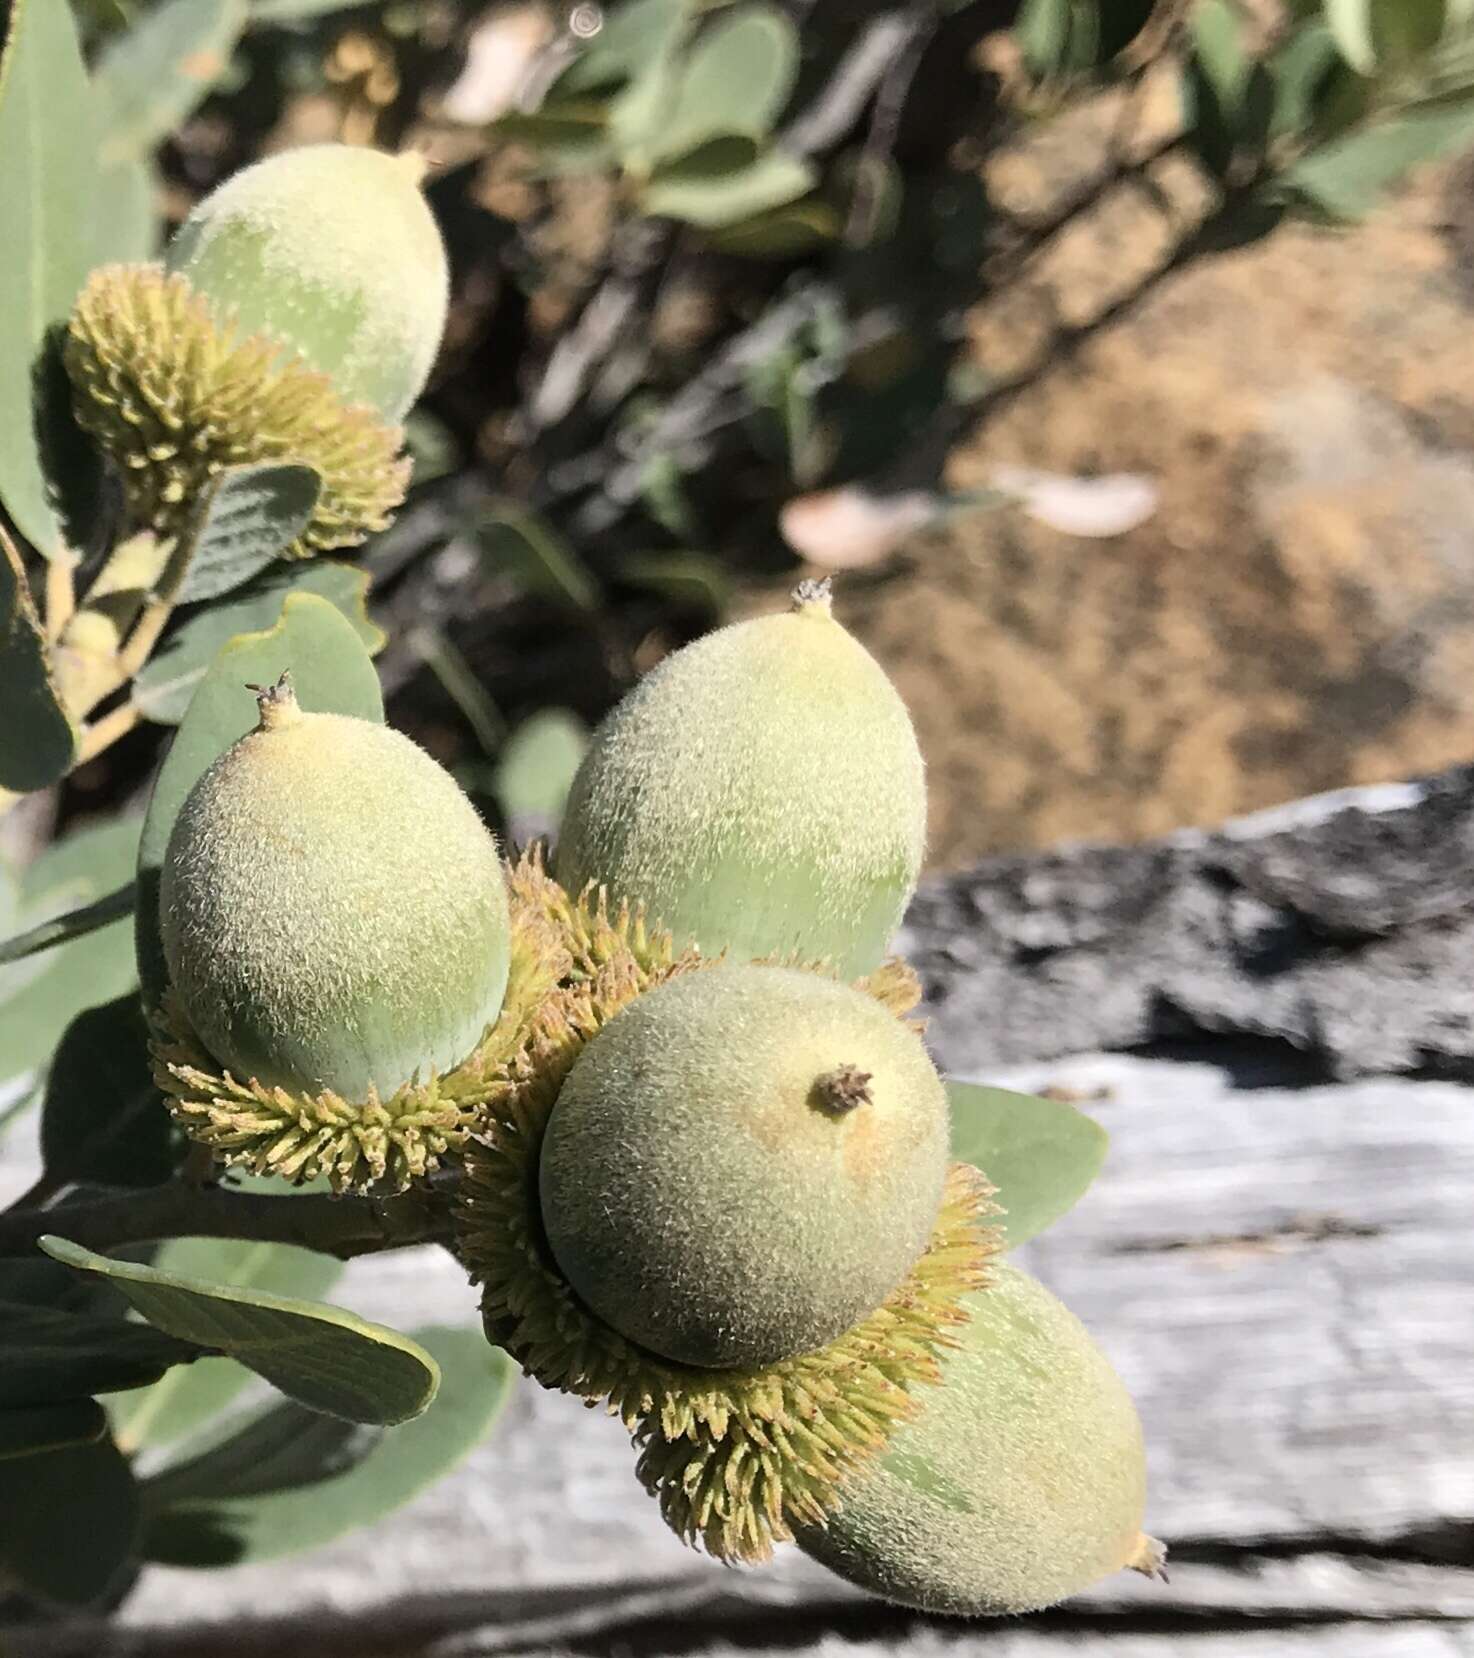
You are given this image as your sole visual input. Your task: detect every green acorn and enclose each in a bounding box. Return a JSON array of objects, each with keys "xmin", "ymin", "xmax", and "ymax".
[
  {"xmin": 155, "ymin": 676, "xmax": 512, "ymax": 1189},
  {"xmin": 796, "ymin": 1264, "xmax": 1165, "ymax": 1615},
  {"xmin": 454, "ymin": 876, "xmax": 1000, "ymax": 1563},
  {"xmin": 166, "ymin": 143, "xmax": 449, "ymax": 421},
  {"xmin": 538, "ymin": 962, "xmax": 950, "ymax": 1369},
  {"xmin": 554, "ymin": 580, "xmax": 925, "ymax": 979}
]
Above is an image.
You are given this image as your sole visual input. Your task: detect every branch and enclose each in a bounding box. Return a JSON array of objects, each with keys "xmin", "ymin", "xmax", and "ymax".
[
  {"xmin": 526, "ymin": 219, "xmax": 675, "ymax": 432},
  {"xmin": 782, "ymin": 10, "xmax": 929, "ymax": 157},
  {"xmin": 0, "ymin": 881, "xmax": 136, "ymax": 965},
  {"xmin": 0, "ymin": 1179, "xmax": 456, "ymax": 1261}
]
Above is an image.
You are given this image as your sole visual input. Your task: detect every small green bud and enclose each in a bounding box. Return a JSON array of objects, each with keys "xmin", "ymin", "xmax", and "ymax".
[
  {"xmin": 554, "ymin": 581, "xmax": 925, "ymax": 978},
  {"xmin": 166, "ymin": 144, "xmax": 448, "ymax": 421},
  {"xmin": 160, "ymin": 677, "xmax": 509, "ymax": 1102},
  {"xmin": 538, "ymin": 962, "xmax": 950, "ymax": 1369},
  {"xmin": 797, "ymin": 1264, "xmax": 1164, "ymax": 1615}
]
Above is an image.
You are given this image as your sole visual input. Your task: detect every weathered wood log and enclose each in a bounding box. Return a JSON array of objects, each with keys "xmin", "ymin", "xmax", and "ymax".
[{"xmin": 902, "ymin": 768, "xmax": 1474, "ymax": 1081}]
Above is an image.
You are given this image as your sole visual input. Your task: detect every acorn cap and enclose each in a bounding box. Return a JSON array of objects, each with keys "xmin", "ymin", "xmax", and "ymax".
[
  {"xmin": 797, "ymin": 1264, "xmax": 1164, "ymax": 1615},
  {"xmin": 65, "ymin": 264, "xmax": 410, "ymax": 554},
  {"xmin": 554, "ymin": 580, "xmax": 926, "ymax": 979},
  {"xmin": 165, "ymin": 144, "xmax": 449, "ymax": 422}
]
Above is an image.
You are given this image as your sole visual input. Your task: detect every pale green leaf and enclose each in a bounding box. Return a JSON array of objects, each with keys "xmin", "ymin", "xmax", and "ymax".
[
  {"xmin": 642, "ymin": 146, "xmax": 815, "ymax": 227},
  {"xmin": 174, "ymin": 462, "xmax": 322, "ymax": 606},
  {"xmin": 1285, "ymin": 98, "xmax": 1474, "ymax": 216},
  {"xmin": 1015, "ymin": 0, "xmax": 1071, "ymax": 74},
  {"xmin": 947, "ymin": 1081, "xmax": 1108, "ymax": 1249},
  {"xmin": 494, "ymin": 709, "xmax": 588, "ymax": 831},
  {"xmin": 110, "ymin": 1240, "xmax": 343, "ymax": 1453},
  {"xmin": 95, "ymin": 155, "xmax": 160, "ymax": 262},
  {"xmin": 1325, "ymin": 0, "xmax": 1376, "ymax": 72},
  {"xmin": 0, "ymin": 0, "xmax": 102, "ymax": 556},
  {"xmin": 653, "ymin": 4, "xmax": 799, "ymax": 162},
  {"xmin": 40, "ymin": 1236, "xmax": 440, "ymax": 1426},
  {"xmin": 94, "ymin": 0, "xmax": 247, "ymax": 164},
  {"xmin": 0, "ymin": 816, "xmax": 141, "ymax": 1083},
  {"xmin": 134, "ymin": 560, "xmax": 382, "ymax": 726},
  {"xmin": 478, "ymin": 503, "xmax": 599, "ymax": 610},
  {"xmin": 560, "ymin": 0, "xmax": 694, "ymax": 93},
  {"xmin": 1370, "ymin": 0, "xmax": 1447, "ymax": 68}
]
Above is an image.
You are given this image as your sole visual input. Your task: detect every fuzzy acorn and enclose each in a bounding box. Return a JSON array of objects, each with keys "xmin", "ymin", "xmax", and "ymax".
[
  {"xmin": 155, "ymin": 676, "xmax": 511, "ymax": 1188},
  {"xmin": 554, "ymin": 581, "xmax": 925, "ymax": 979},
  {"xmin": 65, "ymin": 143, "xmax": 449, "ymax": 556},
  {"xmin": 166, "ymin": 143, "xmax": 449, "ymax": 422},
  {"xmin": 796, "ymin": 1263, "xmax": 1165, "ymax": 1615},
  {"xmin": 538, "ymin": 962, "xmax": 951, "ymax": 1369}
]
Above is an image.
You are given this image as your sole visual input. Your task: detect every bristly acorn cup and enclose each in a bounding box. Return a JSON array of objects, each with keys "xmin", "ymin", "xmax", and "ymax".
[
  {"xmin": 65, "ymin": 143, "xmax": 449, "ymax": 554},
  {"xmin": 555, "ymin": 579, "xmax": 926, "ymax": 978},
  {"xmin": 153, "ymin": 674, "xmax": 521, "ymax": 1193}
]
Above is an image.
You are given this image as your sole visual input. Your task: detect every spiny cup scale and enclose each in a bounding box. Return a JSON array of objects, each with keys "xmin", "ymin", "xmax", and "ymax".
[
  {"xmin": 538, "ymin": 963, "xmax": 951, "ymax": 1369},
  {"xmin": 797, "ymin": 1263, "xmax": 1163, "ymax": 1615},
  {"xmin": 555, "ymin": 583, "xmax": 925, "ymax": 979},
  {"xmin": 160, "ymin": 679, "xmax": 510, "ymax": 1101},
  {"xmin": 166, "ymin": 143, "xmax": 449, "ymax": 421}
]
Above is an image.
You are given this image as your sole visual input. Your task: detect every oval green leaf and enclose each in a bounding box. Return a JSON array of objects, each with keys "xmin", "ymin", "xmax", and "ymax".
[
  {"xmin": 141, "ymin": 1326, "xmax": 516, "ymax": 1566},
  {"xmin": 134, "ymin": 560, "xmax": 382, "ymax": 726},
  {"xmin": 494, "ymin": 709, "xmax": 588, "ymax": 836},
  {"xmin": 40, "ymin": 1236, "xmax": 440, "ymax": 1425},
  {"xmin": 947, "ymin": 1081, "xmax": 1109, "ymax": 1249},
  {"xmin": 174, "ymin": 461, "xmax": 323, "ymax": 606},
  {"xmin": 642, "ymin": 147, "xmax": 815, "ymax": 228},
  {"xmin": 0, "ymin": 816, "xmax": 141, "ymax": 1083},
  {"xmin": 654, "ymin": 4, "xmax": 799, "ymax": 162},
  {"xmin": 93, "ymin": 0, "xmax": 247, "ymax": 166},
  {"xmin": 109, "ymin": 1238, "xmax": 343, "ymax": 1454},
  {"xmin": 0, "ymin": 0, "xmax": 100, "ymax": 557},
  {"xmin": 133, "ymin": 589, "xmax": 384, "ymax": 1008},
  {"xmin": 0, "ymin": 1436, "xmax": 140, "ymax": 1607}
]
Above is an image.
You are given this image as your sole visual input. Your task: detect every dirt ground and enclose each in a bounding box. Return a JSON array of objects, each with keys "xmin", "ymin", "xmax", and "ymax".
[{"xmin": 819, "ymin": 127, "xmax": 1474, "ymax": 870}]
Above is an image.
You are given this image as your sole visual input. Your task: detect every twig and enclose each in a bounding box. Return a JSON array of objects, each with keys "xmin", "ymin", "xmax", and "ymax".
[
  {"xmin": 527, "ymin": 219, "xmax": 675, "ymax": 431},
  {"xmin": 115, "ymin": 592, "xmax": 175, "ymax": 680},
  {"xmin": 75, "ymin": 699, "xmax": 142, "ymax": 767},
  {"xmin": 0, "ymin": 1179, "xmax": 456, "ymax": 1261},
  {"xmin": 43, "ymin": 551, "xmax": 78, "ymax": 644},
  {"xmin": 8, "ymin": 1171, "xmax": 65, "ymax": 1212},
  {"xmin": 844, "ymin": 6, "xmax": 936, "ymax": 243},
  {"xmin": 0, "ymin": 880, "xmax": 136, "ymax": 965},
  {"xmin": 782, "ymin": 10, "xmax": 928, "ymax": 157}
]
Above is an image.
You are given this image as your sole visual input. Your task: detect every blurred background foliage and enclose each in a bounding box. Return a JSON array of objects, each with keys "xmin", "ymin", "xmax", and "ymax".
[{"xmin": 15, "ymin": 0, "xmax": 1474, "ymax": 867}]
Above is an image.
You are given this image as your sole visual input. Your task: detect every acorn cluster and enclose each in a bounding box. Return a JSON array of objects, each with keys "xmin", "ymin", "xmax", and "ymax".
[{"xmin": 120, "ymin": 144, "xmax": 1162, "ymax": 1617}]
